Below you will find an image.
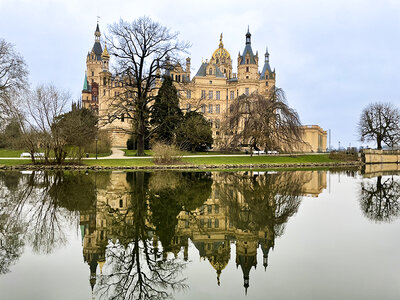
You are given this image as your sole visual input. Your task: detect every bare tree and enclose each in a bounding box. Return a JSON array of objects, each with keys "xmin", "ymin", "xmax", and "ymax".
[
  {"xmin": 0, "ymin": 39, "xmax": 28, "ymax": 122},
  {"xmin": 106, "ymin": 17, "xmax": 190, "ymax": 156},
  {"xmin": 358, "ymin": 102, "xmax": 400, "ymax": 149},
  {"xmin": 13, "ymin": 84, "xmax": 70, "ymax": 163},
  {"xmin": 220, "ymin": 88, "xmax": 304, "ymax": 153}
]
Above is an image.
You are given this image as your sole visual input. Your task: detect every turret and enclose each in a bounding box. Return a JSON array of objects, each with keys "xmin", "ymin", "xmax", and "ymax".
[
  {"xmin": 186, "ymin": 57, "xmax": 191, "ymax": 80},
  {"xmin": 237, "ymin": 27, "xmax": 259, "ymax": 81},
  {"xmin": 101, "ymin": 43, "xmax": 110, "ymax": 71}
]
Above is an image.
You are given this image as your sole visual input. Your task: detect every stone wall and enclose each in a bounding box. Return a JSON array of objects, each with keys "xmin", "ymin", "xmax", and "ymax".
[{"xmin": 362, "ymin": 149, "xmax": 400, "ymax": 164}]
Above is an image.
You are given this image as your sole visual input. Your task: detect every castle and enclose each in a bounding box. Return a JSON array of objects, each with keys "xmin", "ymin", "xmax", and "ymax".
[{"xmin": 82, "ymin": 23, "xmax": 327, "ymax": 152}]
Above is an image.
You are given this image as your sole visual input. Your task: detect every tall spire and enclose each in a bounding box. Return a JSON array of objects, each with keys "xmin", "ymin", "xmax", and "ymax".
[
  {"xmin": 265, "ymin": 46, "xmax": 269, "ymax": 62},
  {"xmin": 246, "ymin": 26, "xmax": 251, "ymax": 45},
  {"xmin": 95, "ymin": 20, "xmax": 101, "ymax": 42},
  {"xmin": 83, "ymin": 71, "xmax": 88, "ymax": 90},
  {"xmin": 219, "ymin": 33, "xmax": 223, "ymax": 48}
]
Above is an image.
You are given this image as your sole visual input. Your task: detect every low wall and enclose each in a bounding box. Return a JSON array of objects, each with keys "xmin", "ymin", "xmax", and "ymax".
[{"xmin": 362, "ymin": 149, "xmax": 400, "ymax": 164}]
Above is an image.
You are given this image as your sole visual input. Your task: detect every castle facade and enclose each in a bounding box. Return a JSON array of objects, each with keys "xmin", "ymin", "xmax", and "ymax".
[{"xmin": 82, "ymin": 23, "xmax": 327, "ymax": 152}]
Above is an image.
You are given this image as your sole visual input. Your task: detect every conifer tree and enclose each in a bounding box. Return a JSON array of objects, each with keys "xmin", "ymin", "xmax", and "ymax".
[{"xmin": 150, "ymin": 76, "xmax": 183, "ymax": 144}]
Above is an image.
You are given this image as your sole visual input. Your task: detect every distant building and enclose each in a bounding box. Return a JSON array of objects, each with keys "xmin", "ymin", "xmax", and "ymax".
[{"xmin": 81, "ymin": 23, "xmax": 326, "ymax": 152}]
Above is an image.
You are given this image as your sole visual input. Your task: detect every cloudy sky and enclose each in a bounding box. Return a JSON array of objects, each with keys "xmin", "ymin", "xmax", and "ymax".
[{"xmin": 1, "ymin": 0, "xmax": 399, "ymax": 148}]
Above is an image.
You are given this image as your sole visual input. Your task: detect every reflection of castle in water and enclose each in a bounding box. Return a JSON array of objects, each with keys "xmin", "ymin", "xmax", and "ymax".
[{"xmin": 80, "ymin": 171, "xmax": 326, "ymax": 294}]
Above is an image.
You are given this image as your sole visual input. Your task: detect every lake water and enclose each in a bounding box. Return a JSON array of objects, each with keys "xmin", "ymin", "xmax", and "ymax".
[{"xmin": 0, "ymin": 169, "xmax": 399, "ymax": 300}]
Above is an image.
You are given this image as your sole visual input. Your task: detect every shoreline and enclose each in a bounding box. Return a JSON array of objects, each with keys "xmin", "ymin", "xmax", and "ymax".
[{"xmin": 0, "ymin": 161, "xmax": 362, "ymax": 171}]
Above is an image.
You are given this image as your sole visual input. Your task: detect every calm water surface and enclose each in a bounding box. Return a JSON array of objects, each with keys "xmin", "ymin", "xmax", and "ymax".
[{"xmin": 0, "ymin": 169, "xmax": 399, "ymax": 300}]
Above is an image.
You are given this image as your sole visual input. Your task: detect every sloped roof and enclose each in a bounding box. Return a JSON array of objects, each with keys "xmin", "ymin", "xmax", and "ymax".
[
  {"xmin": 240, "ymin": 44, "xmax": 256, "ymax": 65},
  {"xmin": 195, "ymin": 63, "xmax": 225, "ymax": 78},
  {"xmin": 260, "ymin": 61, "xmax": 272, "ymax": 79},
  {"xmin": 92, "ymin": 41, "xmax": 103, "ymax": 61}
]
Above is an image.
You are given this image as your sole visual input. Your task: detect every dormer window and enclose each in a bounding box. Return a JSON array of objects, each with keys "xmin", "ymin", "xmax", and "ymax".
[
  {"xmin": 246, "ymin": 58, "xmax": 249, "ymax": 64},
  {"xmin": 209, "ymin": 69, "xmax": 213, "ymax": 75},
  {"xmin": 246, "ymin": 67, "xmax": 249, "ymax": 72}
]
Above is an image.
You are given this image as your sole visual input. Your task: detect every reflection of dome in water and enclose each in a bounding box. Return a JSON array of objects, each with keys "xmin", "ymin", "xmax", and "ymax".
[{"xmin": 211, "ymin": 33, "xmax": 231, "ymax": 62}]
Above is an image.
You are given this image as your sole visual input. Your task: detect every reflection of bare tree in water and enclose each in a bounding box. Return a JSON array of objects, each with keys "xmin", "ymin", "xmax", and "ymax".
[
  {"xmin": 360, "ymin": 176, "xmax": 400, "ymax": 222},
  {"xmin": 0, "ymin": 171, "xmax": 101, "ymax": 274},
  {"xmin": 0, "ymin": 172, "xmax": 25, "ymax": 274},
  {"xmin": 217, "ymin": 172, "xmax": 303, "ymax": 235},
  {"xmin": 96, "ymin": 172, "xmax": 189, "ymax": 300}
]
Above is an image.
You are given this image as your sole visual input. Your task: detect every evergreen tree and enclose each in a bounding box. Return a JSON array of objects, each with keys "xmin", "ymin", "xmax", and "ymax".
[
  {"xmin": 175, "ymin": 111, "xmax": 213, "ymax": 152},
  {"xmin": 150, "ymin": 76, "xmax": 183, "ymax": 144}
]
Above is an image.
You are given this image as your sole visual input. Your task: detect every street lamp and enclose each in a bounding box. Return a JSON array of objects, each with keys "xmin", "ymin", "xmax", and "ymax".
[{"xmin": 95, "ymin": 136, "xmax": 98, "ymax": 160}]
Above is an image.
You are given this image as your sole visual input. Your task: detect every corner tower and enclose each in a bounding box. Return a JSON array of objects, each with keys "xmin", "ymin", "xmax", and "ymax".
[
  {"xmin": 237, "ymin": 27, "xmax": 259, "ymax": 81},
  {"xmin": 82, "ymin": 22, "xmax": 103, "ymax": 111}
]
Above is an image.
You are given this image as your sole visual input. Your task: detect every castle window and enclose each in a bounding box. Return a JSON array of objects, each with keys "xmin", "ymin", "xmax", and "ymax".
[
  {"xmin": 216, "ymin": 105, "xmax": 220, "ymax": 114},
  {"xmin": 121, "ymin": 114, "xmax": 125, "ymax": 122},
  {"xmin": 186, "ymin": 103, "xmax": 191, "ymax": 112},
  {"xmin": 214, "ymin": 219, "xmax": 219, "ymax": 228},
  {"xmin": 201, "ymin": 104, "xmax": 206, "ymax": 113},
  {"xmin": 103, "ymin": 78, "xmax": 106, "ymax": 86},
  {"xmin": 246, "ymin": 58, "xmax": 249, "ymax": 64},
  {"xmin": 230, "ymin": 91, "xmax": 234, "ymax": 100},
  {"xmin": 103, "ymin": 89, "xmax": 106, "ymax": 96},
  {"xmin": 208, "ymin": 219, "xmax": 212, "ymax": 228},
  {"xmin": 201, "ymin": 90, "xmax": 206, "ymax": 99},
  {"xmin": 209, "ymin": 68, "xmax": 213, "ymax": 75},
  {"xmin": 178, "ymin": 75, "xmax": 181, "ymax": 82},
  {"xmin": 119, "ymin": 199, "xmax": 123, "ymax": 208},
  {"xmin": 215, "ymin": 204, "xmax": 219, "ymax": 213},
  {"xmin": 224, "ymin": 69, "xmax": 226, "ymax": 73},
  {"xmin": 208, "ymin": 205, "xmax": 212, "ymax": 214},
  {"xmin": 208, "ymin": 104, "xmax": 213, "ymax": 113},
  {"xmin": 215, "ymin": 119, "xmax": 220, "ymax": 128},
  {"xmin": 246, "ymin": 66, "xmax": 249, "ymax": 72},
  {"xmin": 266, "ymin": 81, "xmax": 268, "ymax": 86},
  {"xmin": 245, "ymin": 88, "xmax": 249, "ymax": 95},
  {"xmin": 91, "ymin": 71, "xmax": 94, "ymax": 76},
  {"xmin": 216, "ymin": 91, "xmax": 220, "ymax": 100},
  {"xmin": 186, "ymin": 90, "xmax": 191, "ymax": 99},
  {"xmin": 209, "ymin": 91, "xmax": 213, "ymax": 99}
]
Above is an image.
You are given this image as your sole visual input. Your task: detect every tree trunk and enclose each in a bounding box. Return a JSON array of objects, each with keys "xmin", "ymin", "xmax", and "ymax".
[
  {"xmin": 377, "ymin": 137, "xmax": 382, "ymax": 150},
  {"xmin": 135, "ymin": 107, "xmax": 146, "ymax": 156},
  {"xmin": 136, "ymin": 133, "xmax": 145, "ymax": 156}
]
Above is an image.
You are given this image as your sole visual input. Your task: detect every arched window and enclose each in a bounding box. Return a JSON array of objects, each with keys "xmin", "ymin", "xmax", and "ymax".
[{"xmin": 209, "ymin": 68, "xmax": 213, "ymax": 75}]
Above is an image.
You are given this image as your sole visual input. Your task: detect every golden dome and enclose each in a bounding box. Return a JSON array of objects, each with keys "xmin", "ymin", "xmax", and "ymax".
[
  {"xmin": 212, "ymin": 33, "xmax": 231, "ymax": 61},
  {"xmin": 101, "ymin": 43, "xmax": 110, "ymax": 59}
]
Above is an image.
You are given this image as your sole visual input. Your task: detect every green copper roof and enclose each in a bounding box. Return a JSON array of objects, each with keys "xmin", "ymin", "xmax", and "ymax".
[{"xmin": 83, "ymin": 72, "xmax": 88, "ymax": 91}]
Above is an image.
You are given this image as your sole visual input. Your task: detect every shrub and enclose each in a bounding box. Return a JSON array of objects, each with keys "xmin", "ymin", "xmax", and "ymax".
[
  {"xmin": 152, "ymin": 142, "xmax": 182, "ymax": 165},
  {"xmin": 127, "ymin": 137, "xmax": 134, "ymax": 150},
  {"xmin": 85, "ymin": 130, "xmax": 111, "ymax": 155},
  {"xmin": 329, "ymin": 150, "xmax": 359, "ymax": 161}
]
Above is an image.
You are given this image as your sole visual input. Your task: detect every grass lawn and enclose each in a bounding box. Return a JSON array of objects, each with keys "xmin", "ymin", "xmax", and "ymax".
[
  {"xmin": 0, "ymin": 159, "xmax": 31, "ymax": 166},
  {"xmin": 123, "ymin": 149, "xmax": 245, "ymax": 157},
  {"xmin": 0, "ymin": 149, "xmax": 24, "ymax": 157},
  {"xmin": 0, "ymin": 148, "xmax": 110, "ymax": 158},
  {"xmin": 82, "ymin": 154, "xmax": 339, "ymax": 167}
]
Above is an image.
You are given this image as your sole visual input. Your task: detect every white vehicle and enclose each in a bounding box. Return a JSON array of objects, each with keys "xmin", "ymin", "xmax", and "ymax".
[
  {"xmin": 252, "ymin": 150, "xmax": 265, "ymax": 155},
  {"xmin": 20, "ymin": 152, "xmax": 45, "ymax": 158}
]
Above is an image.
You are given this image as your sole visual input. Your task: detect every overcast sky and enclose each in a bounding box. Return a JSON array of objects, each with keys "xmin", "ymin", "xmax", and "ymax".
[{"xmin": 1, "ymin": 0, "xmax": 399, "ymax": 148}]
